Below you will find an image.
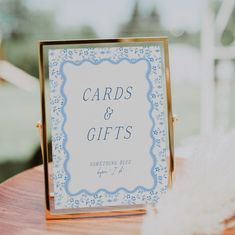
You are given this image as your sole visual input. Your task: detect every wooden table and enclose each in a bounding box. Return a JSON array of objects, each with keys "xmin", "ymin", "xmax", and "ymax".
[{"xmin": 0, "ymin": 161, "xmax": 234, "ymax": 235}]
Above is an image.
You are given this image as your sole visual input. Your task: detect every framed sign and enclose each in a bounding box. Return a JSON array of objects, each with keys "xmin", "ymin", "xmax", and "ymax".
[{"xmin": 38, "ymin": 37, "xmax": 174, "ymax": 219}]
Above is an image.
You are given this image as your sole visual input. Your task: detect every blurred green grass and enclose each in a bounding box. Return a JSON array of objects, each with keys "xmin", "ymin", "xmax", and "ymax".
[
  {"xmin": 172, "ymin": 82, "xmax": 201, "ymax": 146},
  {"xmin": 0, "ymin": 83, "xmax": 40, "ymax": 162},
  {"xmin": 0, "ymin": 79, "xmax": 234, "ymax": 182}
]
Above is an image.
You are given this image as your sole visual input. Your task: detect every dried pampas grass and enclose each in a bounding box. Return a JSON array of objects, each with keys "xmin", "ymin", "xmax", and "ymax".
[{"xmin": 142, "ymin": 130, "xmax": 235, "ymax": 235}]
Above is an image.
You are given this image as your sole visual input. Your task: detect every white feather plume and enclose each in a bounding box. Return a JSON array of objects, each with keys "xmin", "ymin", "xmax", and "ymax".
[{"xmin": 142, "ymin": 130, "xmax": 235, "ymax": 235}]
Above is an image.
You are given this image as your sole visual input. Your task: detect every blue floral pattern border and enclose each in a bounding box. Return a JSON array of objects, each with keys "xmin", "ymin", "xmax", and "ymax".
[{"xmin": 49, "ymin": 45, "xmax": 168, "ymax": 209}]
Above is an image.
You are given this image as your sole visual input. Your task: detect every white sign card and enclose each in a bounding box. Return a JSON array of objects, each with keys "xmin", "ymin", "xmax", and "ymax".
[{"xmin": 47, "ymin": 39, "xmax": 171, "ymax": 210}]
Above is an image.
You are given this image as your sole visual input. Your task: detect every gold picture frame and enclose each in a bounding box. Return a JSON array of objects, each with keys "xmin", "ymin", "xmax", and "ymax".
[{"xmin": 37, "ymin": 37, "xmax": 174, "ymax": 220}]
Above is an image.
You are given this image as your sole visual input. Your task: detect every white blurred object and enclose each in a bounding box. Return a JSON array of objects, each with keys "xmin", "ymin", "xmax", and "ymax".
[
  {"xmin": 200, "ymin": 3, "xmax": 215, "ymax": 135},
  {"xmin": 216, "ymin": 59, "xmax": 235, "ymax": 81},
  {"xmin": 142, "ymin": 129, "xmax": 235, "ymax": 235},
  {"xmin": 170, "ymin": 44, "xmax": 201, "ymax": 85},
  {"xmin": 0, "ymin": 60, "xmax": 38, "ymax": 92},
  {"xmin": 200, "ymin": 0, "xmax": 235, "ymax": 135},
  {"xmin": 216, "ymin": 60, "xmax": 234, "ymax": 130}
]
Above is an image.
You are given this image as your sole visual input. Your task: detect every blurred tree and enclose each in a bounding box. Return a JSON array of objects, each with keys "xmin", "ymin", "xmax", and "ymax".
[
  {"xmin": 118, "ymin": 1, "xmax": 163, "ymax": 37},
  {"xmin": 0, "ymin": 0, "xmax": 30, "ymax": 40},
  {"xmin": 221, "ymin": 8, "xmax": 235, "ymax": 46},
  {"xmin": 79, "ymin": 25, "xmax": 97, "ymax": 38},
  {"xmin": 0, "ymin": 0, "xmax": 99, "ymax": 77},
  {"xmin": 117, "ymin": 0, "xmax": 200, "ymax": 47},
  {"xmin": 0, "ymin": 0, "xmax": 55, "ymax": 77}
]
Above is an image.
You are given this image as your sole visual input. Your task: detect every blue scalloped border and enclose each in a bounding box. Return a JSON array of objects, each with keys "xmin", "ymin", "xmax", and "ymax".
[{"xmin": 59, "ymin": 58, "xmax": 157, "ymax": 196}]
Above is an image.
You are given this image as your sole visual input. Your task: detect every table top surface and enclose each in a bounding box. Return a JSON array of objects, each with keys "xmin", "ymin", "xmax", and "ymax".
[{"xmin": 0, "ymin": 159, "xmax": 234, "ymax": 235}]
